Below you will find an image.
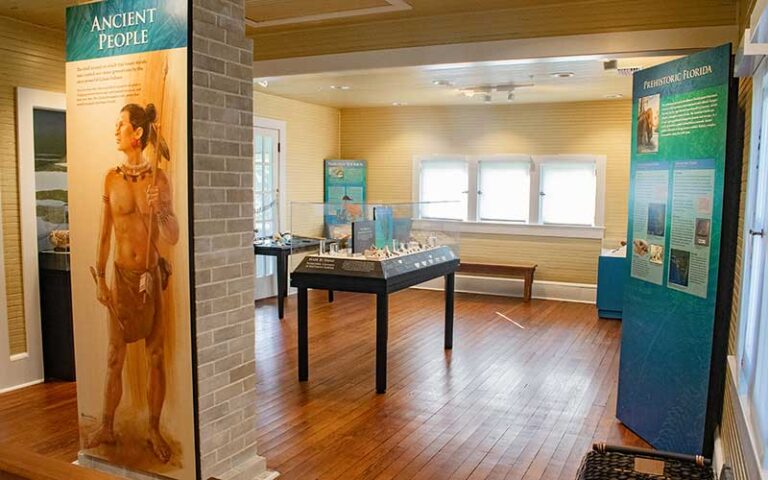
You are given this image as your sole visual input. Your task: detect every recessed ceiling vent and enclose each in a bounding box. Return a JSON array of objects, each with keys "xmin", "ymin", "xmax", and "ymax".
[{"xmin": 616, "ymin": 66, "xmax": 642, "ymax": 77}]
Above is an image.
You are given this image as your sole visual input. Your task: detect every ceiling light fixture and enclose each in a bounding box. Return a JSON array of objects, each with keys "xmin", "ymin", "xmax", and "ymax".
[
  {"xmin": 457, "ymin": 80, "xmax": 534, "ymax": 102},
  {"xmin": 550, "ymin": 72, "xmax": 575, "ymax": 78},
  {"xmin": 330, "ymin": 85, "xmax": 351, "ymax": 90}
]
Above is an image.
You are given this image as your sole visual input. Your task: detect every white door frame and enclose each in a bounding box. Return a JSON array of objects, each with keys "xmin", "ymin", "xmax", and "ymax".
[
  {"xmin": 254, "ymin": 116, "xmax": 287, "ymax": 229},
  {"xmin": 738, "ymin": 58, "xmax": 768, "ymax": 389},
  {"xmin": 1, "ymin": 88, "xmax": 65, "ymax": 392},
  {"xmin": 253, "ymin": 117, "xmax": 287, "ymax": 301}
]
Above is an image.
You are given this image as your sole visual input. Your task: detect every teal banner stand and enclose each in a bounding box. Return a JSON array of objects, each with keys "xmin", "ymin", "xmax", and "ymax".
[{"xmin": 617, "ymin": 44, "xmax": 737, "ymax": 456}]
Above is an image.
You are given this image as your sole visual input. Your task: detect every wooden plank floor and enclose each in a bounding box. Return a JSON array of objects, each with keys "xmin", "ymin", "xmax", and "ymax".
[
  {"xmin": 0, "ymin": 380, "xmax": 79, "ymax": 462},
  {"xmin": 0, "ymin": 289, "xmax": 647, "ymax": 477},
  {"xmin": 254, "ymin": 289, "xmax": 647, "ymax": 479}
]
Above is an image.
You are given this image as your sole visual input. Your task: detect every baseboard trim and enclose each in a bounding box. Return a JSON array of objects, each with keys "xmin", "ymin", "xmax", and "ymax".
[
  {"xmin": 284, "ymin": 274, "xmax": 597, "ymax": 304},
  {"xmin": 0, "ymin": 378, "xmax": 44, "ymax": 395},
  {"xmin": 413, "ymin": 274, "xmax": 597, "ymax": 304}
]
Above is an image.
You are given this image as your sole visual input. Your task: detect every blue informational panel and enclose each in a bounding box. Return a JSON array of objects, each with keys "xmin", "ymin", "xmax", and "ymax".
[
  {"xmin": 323, "ymin": 159, "xmax": 367, "ymax": 228},
  {"xmin": 617, "ymin": 44, "xmax": 734, "ymax": 455},
  {"xmin": 324, "ymin": 159, "xmax": 366, "ymax": 205}
]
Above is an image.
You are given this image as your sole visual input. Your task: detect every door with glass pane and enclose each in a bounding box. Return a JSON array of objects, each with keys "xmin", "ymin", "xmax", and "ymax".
[{"xmin": 254, "ymin": 127, "xmax": 280, "ymax": 300}]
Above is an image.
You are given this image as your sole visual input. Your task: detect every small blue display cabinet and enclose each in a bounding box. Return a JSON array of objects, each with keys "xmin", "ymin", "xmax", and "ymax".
[{"xmin": 596, "ymin": 249, "xmax": 627, "ymax": 319}]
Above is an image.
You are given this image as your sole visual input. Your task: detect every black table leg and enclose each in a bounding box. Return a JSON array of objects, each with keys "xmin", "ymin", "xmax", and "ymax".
[
  {"xmin": 328, "ymin": 290, "xmax": 334, "ymax": 303},
  {"xmin": 276, "ymin": 253, "xmax": 288, "ymax": 319},
  {"xmin": 445, "ymin": 273, "xmax": 455, "ymax": 349},
  {"xmin": 376, "ymin": 293, "xmax": 389, "ymax": 394},
  {"xmin": 298, "ymin": 287, "xmax": 308, "ymax": 381}
]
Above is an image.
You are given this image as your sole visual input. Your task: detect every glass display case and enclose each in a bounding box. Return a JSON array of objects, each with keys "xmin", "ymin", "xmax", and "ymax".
[
  {"xmin": 286, "ymin": 202, "xmax": 462, "ymax": 393},
  {"xmin": 287, "ymin": 201, "xmax": 461, "ymax": 279}
]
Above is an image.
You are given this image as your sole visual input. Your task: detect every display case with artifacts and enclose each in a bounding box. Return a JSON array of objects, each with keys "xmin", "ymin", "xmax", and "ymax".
[
  {"xmin": 289, "ymin": 201, "xmax": 461, "ymax": 283},
  {"xmin": 288, "ymin": 201, "xmax": 461, "ymax": 393}
]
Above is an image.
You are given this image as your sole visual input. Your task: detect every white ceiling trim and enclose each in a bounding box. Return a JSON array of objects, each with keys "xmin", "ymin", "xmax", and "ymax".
[
  {"xmin": 252, "ymin": 25, "xmax": 737, "ymax": 77},
  {"xmin": 246, "ymin": 0, "xmax": 412, "ymax": 29}
]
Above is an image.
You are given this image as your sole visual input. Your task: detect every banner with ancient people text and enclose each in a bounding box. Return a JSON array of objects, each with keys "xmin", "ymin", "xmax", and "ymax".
[{"xmin": 66, "ymin": 1, "xmax": 196, "ymax": 478}]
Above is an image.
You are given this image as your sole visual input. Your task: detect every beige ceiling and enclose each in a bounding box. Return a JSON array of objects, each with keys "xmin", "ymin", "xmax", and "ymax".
[
  {"xmin": 246, "ymin": 0, "xmax": 396, "ymax": 24},
  {"xmin": 244, "ymin": 0, "xmax": 642, "ymax": 32},
  {"xmin": 6, "ymin": 0, "xmax": 595, "ymax": 32},
  {"xmin": 254, "ymin": 55, "xmax": 681, "ymax": 108},
  {"xmin": 0, "ymin": 0, "xmax": 95, "ymax": 31},
  {"xmin": 247, "ymin": 0, "xmax": 737, "ymax": 60}
]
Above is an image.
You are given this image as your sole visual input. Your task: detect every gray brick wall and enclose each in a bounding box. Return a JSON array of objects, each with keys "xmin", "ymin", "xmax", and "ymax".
[{"xmin": 192, "ymin": 1, "xmax": 268, "ymax": 479}]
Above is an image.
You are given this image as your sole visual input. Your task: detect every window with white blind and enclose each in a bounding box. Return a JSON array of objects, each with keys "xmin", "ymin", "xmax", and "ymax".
[
  {"xmin": 478, "ymin": 159, "xmax": 530, "ymax": 222},
  {"xmin": 413, "ymin": 154, "xmax": 605, "ymax": 238},
  {"xmin": 539, "ymin": 160, "xmax": 597, "ymax": 226},
  {"xmin": 418, "ymin": 157, "xmax": 468, "ymax": 220}
]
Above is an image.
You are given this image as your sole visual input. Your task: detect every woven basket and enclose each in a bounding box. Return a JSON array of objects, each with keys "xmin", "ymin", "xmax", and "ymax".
[{"xmin": 576, "ymin": 443, "xmax": 715, "ymax": 480}]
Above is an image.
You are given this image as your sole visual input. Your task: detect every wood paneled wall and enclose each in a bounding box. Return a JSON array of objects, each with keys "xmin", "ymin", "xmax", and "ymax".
[
  {"xmin": 738, "ymin": 0, "xmax": 756, "ymax": 32},
  {"xmin": 249, "ymin": 0, "xmax": 738, "ymax": 60},
  {"xmin": 340, "ymin": 101, "xmax": 632, "ymax": 284},
  {"xmin": 254, "ymin": 91, "xmax": 340, "ymax": 205},
  {"xmin": 253, "ymin": 91, "xmax": 340, "ymax": 244},
  {"xmin": 0, "ymin": 16, "xmax": 65, "ymax": 355}
]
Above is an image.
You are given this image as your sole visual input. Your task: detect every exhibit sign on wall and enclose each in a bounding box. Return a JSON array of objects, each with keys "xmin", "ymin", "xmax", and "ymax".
[
  {"xmin": 324, "ymin": 159, "xmax": 367, "ymax": 225},
  {"xmin": 66, "ymin": 0, "xmax": 196, "ymax": 478},
  {"xmin": 618, "ymin": 44, "xmax": 734, "ymax": 455}
]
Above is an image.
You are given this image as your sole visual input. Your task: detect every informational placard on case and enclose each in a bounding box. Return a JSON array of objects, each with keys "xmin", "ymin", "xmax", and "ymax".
[
  {"xmin": 351, "ymin": 220, "xmax": 375, "ymax": 254},
  {"xmin": 373, "ymin": 206, "xmax": 393, "ymax": 248},
  {"xmin": 66, "ymin": 1, "xmax": 196, "ymax": 478},
  {"xmin": 618, "ymin": 44, "xmax": 732, "ymax": 456}
]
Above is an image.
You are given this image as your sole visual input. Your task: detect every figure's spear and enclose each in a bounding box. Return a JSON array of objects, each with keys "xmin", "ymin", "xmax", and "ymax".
[{"xmin": 142, "ymin": 60, "xmax": 170, "ymax": 303}]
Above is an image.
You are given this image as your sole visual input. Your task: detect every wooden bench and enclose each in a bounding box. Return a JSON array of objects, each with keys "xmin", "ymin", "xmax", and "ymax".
[{"xmin": 457, "ymin": 263, "xmax": 537, "ymax": 302}]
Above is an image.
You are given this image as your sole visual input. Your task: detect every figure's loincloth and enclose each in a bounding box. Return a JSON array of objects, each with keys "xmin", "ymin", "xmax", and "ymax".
[{"xmin": 112, "ymin": 263, "xmax": 161, "ymax": 343}]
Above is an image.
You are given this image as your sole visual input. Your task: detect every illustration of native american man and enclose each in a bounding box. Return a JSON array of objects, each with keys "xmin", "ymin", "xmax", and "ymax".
[{"xmin": 86, "ymin": 101, "xmax": 177, "ymax": 463}]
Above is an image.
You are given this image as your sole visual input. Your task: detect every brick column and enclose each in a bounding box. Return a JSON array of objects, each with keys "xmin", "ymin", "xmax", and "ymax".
[{"xmin": 192, "ymin": 1, "xmax": 272, "ymax": 479}]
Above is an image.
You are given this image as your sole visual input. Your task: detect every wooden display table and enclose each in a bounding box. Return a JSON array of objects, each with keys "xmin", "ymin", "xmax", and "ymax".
[
  {"xmin": 253, "ymin": 236, "xmax": 334, "ymax": 319},
  {"xmin": 290, "ymin": 246, "xmax": 460, "ymax": 393}
]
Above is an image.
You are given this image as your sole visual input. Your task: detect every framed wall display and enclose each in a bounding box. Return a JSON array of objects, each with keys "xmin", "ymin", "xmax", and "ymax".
[{"xmin": 66, "ymin": 0, "xmax": 197, "ymax": 478}]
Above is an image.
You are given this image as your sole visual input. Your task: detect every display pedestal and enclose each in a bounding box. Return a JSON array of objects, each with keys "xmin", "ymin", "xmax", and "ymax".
[
  {"xmin": 253, "ymin": 237, "xmax": 334, "ymax": 319},
  {"xmin": 596, "ymin": 251, "xmax": 627, "ymax": 319}
]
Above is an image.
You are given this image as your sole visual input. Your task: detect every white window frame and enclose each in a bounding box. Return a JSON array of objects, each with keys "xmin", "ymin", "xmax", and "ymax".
[
  {"xmin": 532, "ymin": 154, "xmax": 607, "ymax": 227},
  {"xmin": 413, "ymin": 154, "xmax": 470, "ymax": 221},
  {"xmin": 728, "ymin": 55, "xmax": 768, "ymax": 480},
  {"xmin": 475, "ymin": 154, "xmax": 532, "ymax": 223},
  {"xmin": 412, "ymin": 153, "xmax": 606, "ymax": 239}
]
